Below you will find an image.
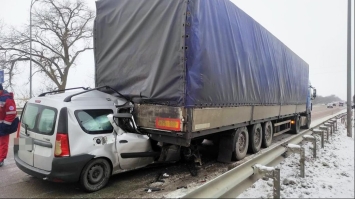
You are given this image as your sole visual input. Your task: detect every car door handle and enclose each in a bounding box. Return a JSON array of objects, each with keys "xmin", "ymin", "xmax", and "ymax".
[{"xmin": 119, "ymin": 140, "xmax": 128, "ymax": 144}]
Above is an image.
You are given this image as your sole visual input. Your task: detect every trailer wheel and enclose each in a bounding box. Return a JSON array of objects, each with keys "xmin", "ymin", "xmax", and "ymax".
[
  {"xmin": 232, "ymin": 127, "xmax": 249, "ymax": 161},
  {"xmin": 80, "ymin": 158, "xmax": 112, "ymax": 192},
  {"xmin": 290, "ymin": 115, "xmax": 300, "ymax": 134},
  {"xmin": 262, "ymin": 121, "xmax": 273, "ymax": 148},
  {"xmin": 248, "ymin": 123, "xmax": 262, "ymax": 153}
]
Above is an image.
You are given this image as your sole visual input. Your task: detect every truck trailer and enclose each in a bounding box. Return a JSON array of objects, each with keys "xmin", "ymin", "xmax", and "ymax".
[{"xmin": 95, "ymin": 0, "xmax": 316, "ymax": 163}]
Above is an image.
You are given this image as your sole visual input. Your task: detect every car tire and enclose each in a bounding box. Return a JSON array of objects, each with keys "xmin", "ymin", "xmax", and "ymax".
[
  {"xmin": 232, "ymin": 127, "xmax": 249, "ymax": 161},
  {"xmin": 80, "ymin": 158, "xmax": 112, "ymax": 192}
]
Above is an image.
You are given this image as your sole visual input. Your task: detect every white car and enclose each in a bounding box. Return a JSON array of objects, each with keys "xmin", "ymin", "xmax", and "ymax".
[
  {"xmin": 14, "ymin": 87, "xmax": 159, "ymax": 192},
  {"xmin": 327, "ymin": 103, "xmax": 333, "ymax": 108}
]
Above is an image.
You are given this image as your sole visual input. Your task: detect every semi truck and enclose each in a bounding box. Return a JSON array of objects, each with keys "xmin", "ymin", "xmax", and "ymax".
[
  {"xmin": 95, "ymin": 0, "xmax": 316, "ymax": 163},
  {"xmin": 14, "ymin": 0, "xmax": 317, "ymax": 191}
]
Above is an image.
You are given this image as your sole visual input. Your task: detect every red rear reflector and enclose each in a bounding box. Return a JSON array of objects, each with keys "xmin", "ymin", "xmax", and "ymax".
[
  {"xmin": 55, "ymin": 133, "xmax": 70, "ymax": 157},
  {"xmin": 155, "ymin": 117, "xmax": 181, "ymax": 131},
  {"xmin": 35, "ymin": 100, "xmax": 41, "ymax": 103}
]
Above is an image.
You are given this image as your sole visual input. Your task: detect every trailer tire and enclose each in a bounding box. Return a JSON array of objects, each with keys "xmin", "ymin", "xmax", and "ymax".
[
  {"xmin": 248, "ymin": 123, "xmax": 262, "ymax": 153},
  {"xmin": 262, "ymin": 121, "xmax": 273, "ymax": 148},
  {"xmin": 290, "ymin": 115, "xmax": 300, "ymax": 134},
  {"xmin": 232, "ymin": 127, "xmax": 249, "ymax": 161},
  {"xmin": 80, "ymin": 158, "xmax": 111, "ymax": 192}
]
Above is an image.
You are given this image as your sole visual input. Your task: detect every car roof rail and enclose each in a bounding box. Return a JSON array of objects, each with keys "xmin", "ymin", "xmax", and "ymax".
[
  {"xmin": 63, "ymin": 86, "xmax": 131, "ymax": 103},
  {"xmin": 38, "ymin": 87, "xmax": 90, "ymax": 97}
]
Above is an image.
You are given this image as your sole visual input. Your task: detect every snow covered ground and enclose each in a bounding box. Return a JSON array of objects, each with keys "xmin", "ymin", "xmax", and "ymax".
[{"xmin": 238, "ymin": 121, "xmax": 354, "ymax": 198}]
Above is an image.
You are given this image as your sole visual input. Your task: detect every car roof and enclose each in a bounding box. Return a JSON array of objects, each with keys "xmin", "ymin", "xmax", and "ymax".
[{"xmin": 27, "ymin": 89, "xmax": 123, "ymax": 108}]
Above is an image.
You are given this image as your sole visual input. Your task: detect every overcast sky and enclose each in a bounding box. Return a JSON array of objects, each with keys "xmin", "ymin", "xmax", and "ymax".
[{"xmin": 0, "ymin": 0, "xmax": 354, "ymax": 101}]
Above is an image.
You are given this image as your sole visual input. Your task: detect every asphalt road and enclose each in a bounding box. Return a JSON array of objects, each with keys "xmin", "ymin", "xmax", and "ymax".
[{"xmin": 0, "ymin": 104, "xmax": 346, "ymax": 198}]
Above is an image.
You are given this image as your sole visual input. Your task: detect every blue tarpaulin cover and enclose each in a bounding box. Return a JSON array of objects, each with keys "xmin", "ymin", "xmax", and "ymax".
[{"xmin": 95, "ymin": 0, "xmax": 309, "ymax": 107}]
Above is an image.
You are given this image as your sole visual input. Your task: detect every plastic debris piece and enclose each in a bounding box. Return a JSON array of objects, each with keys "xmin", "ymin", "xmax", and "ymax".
[
  {"xmin": 177, "ymin": 186, "xmax": 187, "ymax": 189},
  {"xmin": 144, "ymin": 187, "xmax": 161, "ymax": 192}
]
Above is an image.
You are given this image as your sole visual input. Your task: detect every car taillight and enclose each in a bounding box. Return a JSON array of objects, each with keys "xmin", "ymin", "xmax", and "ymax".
[
  {"xmin": 16, "ymin": 122, "xmax": 21, "ymax": 138},
  {"xmin": 55, "ymin": 133, "xmax": 70, "ymax": 157}
]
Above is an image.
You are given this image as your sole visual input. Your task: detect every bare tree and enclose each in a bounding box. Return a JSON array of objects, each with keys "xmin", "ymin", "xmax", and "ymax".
[{"xmin": 0, "ymin": 0, "xmax": 95, "ymax": 91}]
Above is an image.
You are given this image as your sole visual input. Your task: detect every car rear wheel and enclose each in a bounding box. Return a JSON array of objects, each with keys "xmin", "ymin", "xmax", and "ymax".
[{"xmin": 80, "ymin": 158, "xmax": 112, "ymax": 192}]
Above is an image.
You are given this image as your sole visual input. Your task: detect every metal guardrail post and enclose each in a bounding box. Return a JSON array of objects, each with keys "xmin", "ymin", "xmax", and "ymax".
[
  {"xmin": 330, "ymin": 119, "xmax": 338, "ymax": 131},
  {"xmin": 328, "ymin": 120, "xmax": 337, "ymax": 132},
  {"xmin": 319, "ymin": 126, "xmax": 329, "ymax": 142},
  {"xmin": 324, "ymin": 123, "xmax": 333, "ymax": 139},
  {"xmin": 287, "ymin": 144, "xmax": 305, "ymax": 178},
  {"xmin": 312, "ymin": 129, "xmax": 324, "ymax": 148},
  {"xmin": 303, "ymin": 135, "xmax": 317, "ymax": 158},
  {"xmin": 252, "ymin": 164, "xmax": 280, "ymax": 199}
]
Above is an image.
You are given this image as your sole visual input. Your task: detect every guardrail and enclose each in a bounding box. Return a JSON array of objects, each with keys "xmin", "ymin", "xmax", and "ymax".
[{"xmin": 182, "ymin": 111, "xmax": 347, "ymax": 198}]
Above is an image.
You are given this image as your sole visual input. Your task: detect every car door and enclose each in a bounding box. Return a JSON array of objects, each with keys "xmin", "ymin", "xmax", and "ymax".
[
  {"xmin": 17, "ymin": 103, "xmax": 39, "ymax": 167},
  {"xmin": 116, "ymin": 132, "xmax": 154, "ymax": 170},
  {"xmin": 32, "ymin": 106, "xmax": 57, "ymax": 171}
]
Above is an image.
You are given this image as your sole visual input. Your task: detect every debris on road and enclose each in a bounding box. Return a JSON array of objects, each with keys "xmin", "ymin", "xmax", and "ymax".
[
  {"xmin": 144, "ymin": 187, "xmax": 161, "ymax": 192},
  {"xmin": 177, "ymin": 186, "xmax": 187, "ymax": 189}
]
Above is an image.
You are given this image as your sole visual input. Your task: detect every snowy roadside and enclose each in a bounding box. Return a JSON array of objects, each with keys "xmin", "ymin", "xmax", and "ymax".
[{"xmin": 238, "ymin": 121, "xmax": 354, "ymax": 198}]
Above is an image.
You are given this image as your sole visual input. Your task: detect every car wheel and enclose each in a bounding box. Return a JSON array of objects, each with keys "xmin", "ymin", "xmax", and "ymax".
[
  {"xmin": 232, "ymin": 127, "xmax": 249, "ymax": 161},
  {"xmin": 80, "ymin": 158, "xmax": 112, "ymax": 192}
]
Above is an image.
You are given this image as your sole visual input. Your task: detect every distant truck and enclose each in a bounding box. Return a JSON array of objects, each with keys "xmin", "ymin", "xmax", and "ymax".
[{"xmin": 94, "ymin": 0, "xmax": 317, "ymax": 163}]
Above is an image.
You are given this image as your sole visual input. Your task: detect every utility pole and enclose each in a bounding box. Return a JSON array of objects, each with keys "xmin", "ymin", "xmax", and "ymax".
[
  {"xmin": 353, "ymin": 0, "xmax": 355, "ymax": 135},
  {"xmin": 30, "ymin": 0, "xmax": 38, "ymax": 98},
  {"xmin": 347, "ymin": 0, "xmax": 352, "ymax": 137}
]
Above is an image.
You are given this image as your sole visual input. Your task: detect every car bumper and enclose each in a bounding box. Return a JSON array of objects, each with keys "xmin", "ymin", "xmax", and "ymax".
[{"xmin": 14, "ymin": 150, "xmax": 94, "ymax": 183}]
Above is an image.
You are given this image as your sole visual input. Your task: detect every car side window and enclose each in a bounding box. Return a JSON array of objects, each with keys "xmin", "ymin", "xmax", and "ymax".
[{"xmin": 75, "ymin": 109, "xmax": 113, "ymax": 134}]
